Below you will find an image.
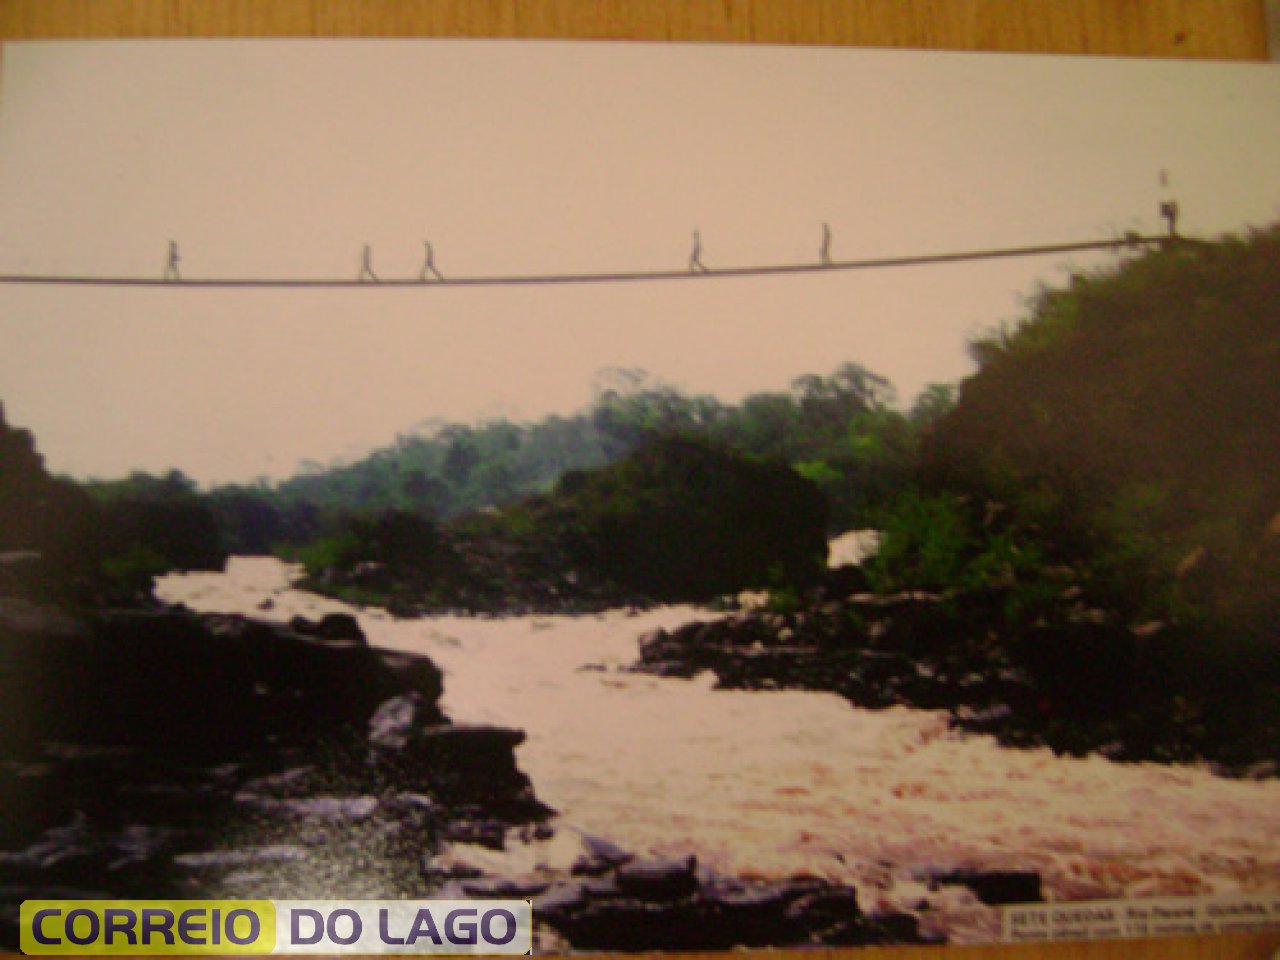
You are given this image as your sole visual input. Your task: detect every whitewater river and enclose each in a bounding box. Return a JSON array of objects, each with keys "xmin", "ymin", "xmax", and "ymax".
[{"xmin": 157, "ymin": 558, "xmax": 1280, "ymax": 941}]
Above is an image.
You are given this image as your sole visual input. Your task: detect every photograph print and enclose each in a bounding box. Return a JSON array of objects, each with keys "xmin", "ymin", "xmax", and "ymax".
[{"xmin": 1, "ymin": 39, "xmax": 1279, "ymax": 951}]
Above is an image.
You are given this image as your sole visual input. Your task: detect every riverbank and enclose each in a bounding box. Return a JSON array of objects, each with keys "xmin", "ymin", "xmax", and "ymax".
[
  {"xmin": 148, "ymin": 559, "xmax": 1280, "ymax": 946},
  {"xmin": 635, "ymin": 582, "xmax": 1280, "ymax": 778}
]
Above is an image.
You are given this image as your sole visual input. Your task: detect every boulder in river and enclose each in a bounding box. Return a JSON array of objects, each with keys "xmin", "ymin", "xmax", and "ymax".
[
  {"xmin": 929, "ymin": 868, "xmax": 1043, "ymax": 905},
  {"xmin": 615, "ymin": 854, "xmax": 699, "ymax": 900},
  {"xmin": 535, "ymin": 858, "xmax": 926, "ymax": 951},
  {"xmin": 288, "ymin": 612, "xmax": 365, "ymax": 644},
  {"xmin": 373, "ymin": 722, "xmax": 546, "ymax": 816}
]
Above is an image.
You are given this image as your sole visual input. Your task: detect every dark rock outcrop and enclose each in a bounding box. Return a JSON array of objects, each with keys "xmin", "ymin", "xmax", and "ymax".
[
  {"xmin": 1, "ymin": 604, "xmax": 446, "ymax": 762},
  {"xmin": 288, "ymin": 612, "xmax": 365, "ymax": 644},
  {"xmin": 615, "ymin": 854, "xmax": 698, "ymax": 900},
  {"xmin": 631, "ymin": 596, "xmax": 1036, "ymax": 721},
  {"xmin": 929, "ymin": 868, "xmax": 1043, "ymax": 906},
  {"xmin": 532, "ymin": 861, "xmax": 935, "ymax": 951},
  {"xmin": 628, "ymin": 586, "xmax": 1270, "ymax": 772},
  {"xmin": 0, "ymin": 597, "xmax": 544, "ymax": 951}
]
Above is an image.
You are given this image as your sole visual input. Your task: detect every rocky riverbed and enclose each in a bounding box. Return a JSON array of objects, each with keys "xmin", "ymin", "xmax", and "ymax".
[
  {"xmin": 2, "ymin": 567, "xmax": 949, "ymax": 952},
  {"xmin": 636, "ymin": 577, "xmax": 1280, "ymax": 776},
  {"xmin": 7, "ymin": 555, "xmax": 1276, "ymax": 951},
  {"xmin": 138, "ymin": 558, "xmax": 1280, "ymax": 948}
]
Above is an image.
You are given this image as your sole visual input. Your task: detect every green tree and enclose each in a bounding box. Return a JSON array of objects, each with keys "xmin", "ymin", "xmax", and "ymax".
[
  {"xmin": 546, "ymin": 435, "xmax": 828, "ymax": 600},
  {"xmin": 929, "ymin": 226, "xmax": 1280, "ymax": 630}
]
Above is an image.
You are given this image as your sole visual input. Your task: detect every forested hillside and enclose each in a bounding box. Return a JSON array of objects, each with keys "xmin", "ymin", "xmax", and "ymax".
[
  {"xmin": 3, "ymin": 356, "xmax": 937, "ymax": 609},
  {"xmin": 915, "ymin": 227, "xmax": 1280, "ymax": 639},
  {"xmin": 243, "ymin": 361, "xmax": 949, "ymax": 610},
  {"xmin": 841, "ymin": 226, "xmax": 1280, "ymax": 767},
  {"xmin": 269, "ymin": 363, "xmax": 945, "ymax": 535}
]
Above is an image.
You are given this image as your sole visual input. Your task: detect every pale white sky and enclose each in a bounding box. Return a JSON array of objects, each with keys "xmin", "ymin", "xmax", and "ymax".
[{"xmin": 1, "ymin": 41, "xmax": 1277, "ymax": 484}]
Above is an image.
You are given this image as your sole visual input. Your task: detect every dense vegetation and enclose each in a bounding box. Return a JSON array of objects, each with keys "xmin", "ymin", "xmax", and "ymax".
[
  {"xmin": 0, "ymin": 407, "xmax": 95, "ymax": 598},
  {"xmin": 927, "ymin": 230, "xmax": 1280, "ymax": 635},
  {"xmin": 266, "ymin": 363, "xmax": 938, "ymax": 536},
  {"xmin": 3, "ymin": 357, "xmax": 928, "ymax": 608},
  {"xmin": 279, "ymin": 412, "xmax": 618, "ymax": 521},
  {"xmin": 288, "ymin": 436, "xmax": 829, "ymax": 611},
  {"xmin": 858, "ymin": 228, "xmax": 1280, "ymax": 768},
  {"xmin": 265, "ymin": 361, "xmax": 945, "ymax": 610},
  {"xmin": 885, "ymin": 228, "xmax": 1280, "ymax": 637},
  {"xmin": 0, "ymin": 420, "xmax": 228, "ymax": 601},
  {"xmin": 549, "ymin": 435, "xmax": 829, "ymax": 599},
  {"xmin": 80, "ymin": 472, "xmax": 227, "ymax": 590}
]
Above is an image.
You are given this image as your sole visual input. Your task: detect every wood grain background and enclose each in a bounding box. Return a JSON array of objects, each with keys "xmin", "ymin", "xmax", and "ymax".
[
  {"xmin": 0, "ymin": 1, "xmax": 1276, "ymax": 959},
  {"xmin": 0, "ymin": 0, "xmax": 1268, "ymax": 57}
]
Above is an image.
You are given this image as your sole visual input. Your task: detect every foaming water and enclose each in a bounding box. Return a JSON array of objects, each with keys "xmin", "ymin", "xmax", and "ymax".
[{"xmin": 159, "ymin": 558, "xmax": 1280, "ymax": 939}]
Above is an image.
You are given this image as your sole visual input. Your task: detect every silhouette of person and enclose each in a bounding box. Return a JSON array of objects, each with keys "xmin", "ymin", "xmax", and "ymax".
[
  {"xmin": 689, "ymin": 230, "xmax": 707, "ymax": 274},
  {"xmin": 1158, "ymin": 169, "xmax": 1180, "ymax": 241},
  {"xmin": 820, "ymin": 223, "xmax": 833, "ymax": 266},
  {"xmin": 359, "ymin": 244, "xmax": 378, "ymax": 282},
  {"xmin": 163, "ymin": 241, "xmax": 181, "ymax": 281},
  {"xmin": 1159, "ymin": 199, "xmax": 1180, "ymax": 239},
  {"xmin": 419, "ymin": 241, "xmax": 444, "ymax": 282}
]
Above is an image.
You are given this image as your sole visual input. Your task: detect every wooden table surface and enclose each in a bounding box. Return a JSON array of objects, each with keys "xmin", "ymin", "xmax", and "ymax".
[
  {"xmin": 0, "ymin": 1, "xmax": 1275, "ymax": 958},
  {"xmin": 0, "ymin": 0, "xmax": 1267, "ymax": 57}
]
